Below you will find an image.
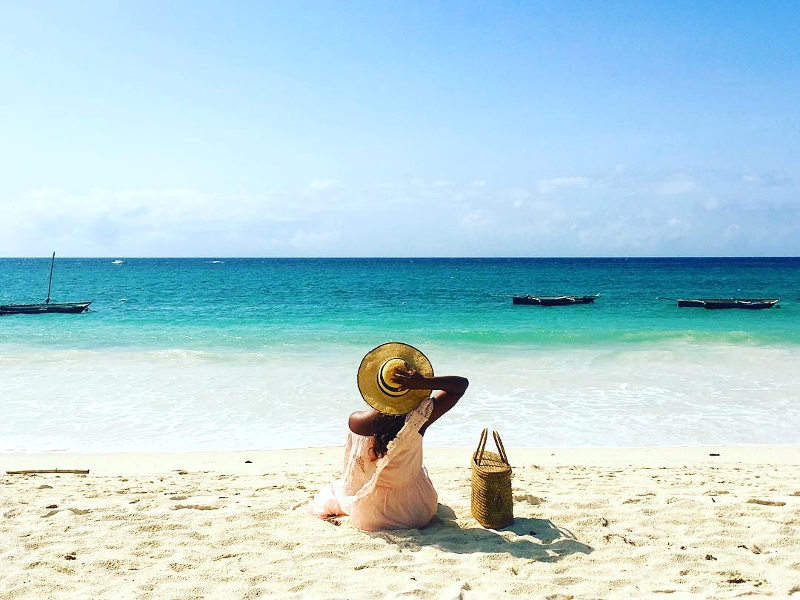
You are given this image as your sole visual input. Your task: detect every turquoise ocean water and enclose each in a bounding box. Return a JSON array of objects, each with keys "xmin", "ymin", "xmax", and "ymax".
[{"xmin": 2, "ymin": 257, "xmax": 799, "ymax": 452}]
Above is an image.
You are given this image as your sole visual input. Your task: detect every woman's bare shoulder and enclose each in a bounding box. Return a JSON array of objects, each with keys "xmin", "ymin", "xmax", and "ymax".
[{"xmin": 348, "ymin": 409, "xmax": 381, "ymax": 436}]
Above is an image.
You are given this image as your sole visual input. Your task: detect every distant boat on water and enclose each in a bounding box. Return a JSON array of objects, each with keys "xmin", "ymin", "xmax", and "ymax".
[
  {"xmin": 0, "ymin": 252, "xmax": 92, "ymax": 316},
  {"xmin": 672, "ymin": 298, "xmax": 779, "ymax": 310},
  {"xmin": 0, "ymin": 301, "xmax": 92, "ymax": 315},
  {"xmin": 513, "ymin": 294, "xmax": 600, "ymax": 306},
  {"xmin": 111, "ymin": 259, "xmax": 124, "ymax": 265}
]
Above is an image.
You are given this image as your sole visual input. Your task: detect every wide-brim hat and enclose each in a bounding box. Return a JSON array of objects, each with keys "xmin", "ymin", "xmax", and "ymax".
[{"xmin": 357, "ymin": 342, "xmax": 434, "ymax": 415}]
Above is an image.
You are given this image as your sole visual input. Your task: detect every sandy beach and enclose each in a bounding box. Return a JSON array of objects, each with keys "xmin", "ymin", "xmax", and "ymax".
[{"xmin": 1, "ymin": 446, "xmax": 799, "ymax": 599}]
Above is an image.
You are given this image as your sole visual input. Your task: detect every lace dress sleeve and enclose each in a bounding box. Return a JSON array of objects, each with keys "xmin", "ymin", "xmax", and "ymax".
[{"xmin": 343, "ymin": 430, "xmax": 354, "ymax": 473}]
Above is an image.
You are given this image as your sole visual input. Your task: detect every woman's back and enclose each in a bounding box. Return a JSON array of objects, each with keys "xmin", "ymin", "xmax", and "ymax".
[
  {"xmin": 310, "ymin": 398, "xmax": 438, "ymax": 531},
  {"xmin": 307, "ymin": 342, "xmax": 468, "ymax": 531}
]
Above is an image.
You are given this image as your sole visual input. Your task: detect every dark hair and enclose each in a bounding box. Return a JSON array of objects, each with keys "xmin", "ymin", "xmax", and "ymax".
[{"xmin": 371, "ymin": 413, "xmax": 406, "ymax": 459}]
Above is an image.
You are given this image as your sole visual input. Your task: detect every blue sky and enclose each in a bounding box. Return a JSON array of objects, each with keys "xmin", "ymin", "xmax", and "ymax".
[{"xmin": 1, "ymin": 1, "xmax": 798, "ymax": 256}]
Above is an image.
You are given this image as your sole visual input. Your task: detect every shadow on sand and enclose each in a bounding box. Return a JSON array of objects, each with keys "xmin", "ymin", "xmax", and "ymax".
[{"xmin": 370, "ymin": 504, "xmax": 593, "ymax": 561}]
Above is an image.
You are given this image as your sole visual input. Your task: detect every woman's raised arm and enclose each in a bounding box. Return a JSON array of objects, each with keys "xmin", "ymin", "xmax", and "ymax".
[{"xmin": 392, "ymin": 369, "xmax": 468, "ymax": 435}]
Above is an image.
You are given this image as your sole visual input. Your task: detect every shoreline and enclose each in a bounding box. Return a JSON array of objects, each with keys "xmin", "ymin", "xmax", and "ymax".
[
  {"xmin": 3, "ymin": 444, "xmax": 800, "ymax": 475},
  {"xmin": 3, "ymin": 445, "xmax": 799, "ymax": 598},
  {"xmin": 5, "ymin": 342, "xmax": 800, "ymax": 452}
]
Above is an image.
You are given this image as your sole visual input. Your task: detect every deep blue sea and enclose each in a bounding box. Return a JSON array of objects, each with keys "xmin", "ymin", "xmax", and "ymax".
[{"xmin": 2, "ymin": 257, "xmax": 799, "ymax": 453}]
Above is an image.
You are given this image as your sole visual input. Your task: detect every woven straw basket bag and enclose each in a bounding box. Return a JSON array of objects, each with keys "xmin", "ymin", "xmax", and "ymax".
[{"xmin": 471, "ymin": 428, "xmax": 513, "ymax": 528}]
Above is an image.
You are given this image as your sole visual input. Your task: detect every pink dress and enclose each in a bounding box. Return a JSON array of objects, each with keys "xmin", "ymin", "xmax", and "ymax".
[{"xmin": 307, "ymin": 397, "xmax": 438, "ymax": 531}]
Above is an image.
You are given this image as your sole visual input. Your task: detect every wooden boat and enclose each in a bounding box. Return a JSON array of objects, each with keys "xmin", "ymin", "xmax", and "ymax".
[
  {"xmin": 0, "ymin": 301, "xmax": 91, "ymax": 315},
  {"xmin": 0, "ymin": 252, "xmax": 92, "ymax": 316},
  {"xmin": 513, "ymin": 294, "xmax": 599, "ymax": 306},
  {"xmin": 676, "ymin": 298, "xmax": 779, "ymax": 310}
]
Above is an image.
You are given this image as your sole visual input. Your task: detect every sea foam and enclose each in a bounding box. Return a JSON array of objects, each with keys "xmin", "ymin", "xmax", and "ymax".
[{"xmin": 2, "ymin": 342, "xmax": 799, "ymax": 453}]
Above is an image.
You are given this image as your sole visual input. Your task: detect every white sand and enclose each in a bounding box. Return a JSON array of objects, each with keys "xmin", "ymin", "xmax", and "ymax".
[{"xmin": 2, "ymin": 446, "xmax": 799, "ymax": 599}]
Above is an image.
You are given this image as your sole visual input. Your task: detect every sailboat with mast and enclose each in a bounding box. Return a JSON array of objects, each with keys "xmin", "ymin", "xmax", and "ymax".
[{"xmin": 0, "ymin": 252, "xmax": 92, "ymax": 315}]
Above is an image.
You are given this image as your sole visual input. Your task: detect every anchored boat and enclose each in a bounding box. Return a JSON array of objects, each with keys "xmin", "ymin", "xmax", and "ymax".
[
  {"xmin": 0, "ymin": 252, "xmax": 92, "ymax": 316},
  {"xmin": 674, "ymin": 298, "xmax": 779, "ymax": 310},
  {"xmin": 0, "ymin": 301, "xmax": 92, "ymax": 315},
  {"xmin": 512, "ymin": 294, "xmax": 600, "ymax": 306}
]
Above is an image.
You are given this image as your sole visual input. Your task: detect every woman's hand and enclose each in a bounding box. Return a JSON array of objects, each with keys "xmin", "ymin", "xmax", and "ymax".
[{"xmin": 392, "ymin": 367, "xmax": 429, "ymax": 390}]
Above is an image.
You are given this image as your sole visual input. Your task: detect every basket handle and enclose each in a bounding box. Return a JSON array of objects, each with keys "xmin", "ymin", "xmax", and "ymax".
[
  {"xmin": 493, "ymin": 430, "xmax": 510, "ymax": 466},
  {"xmin": 474, "ymin": 428, "xmax": 489, "ymax": 465}
]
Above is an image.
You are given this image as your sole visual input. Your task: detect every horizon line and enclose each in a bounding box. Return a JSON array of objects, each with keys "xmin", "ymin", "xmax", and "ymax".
[{"xmin": 2, "ymin": 255, "xmax": 800, "ymax": 260}]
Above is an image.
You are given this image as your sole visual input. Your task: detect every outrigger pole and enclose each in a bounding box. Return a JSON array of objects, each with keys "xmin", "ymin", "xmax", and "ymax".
[{"xmin": 45, "ymin": 251, "xmax": 55, "ymax": 304}]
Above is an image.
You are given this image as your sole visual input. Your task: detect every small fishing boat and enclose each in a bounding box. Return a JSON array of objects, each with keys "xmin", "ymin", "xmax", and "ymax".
[
  {"xmin": 675, "ymin": 298, "xmax": 779, "ymax": 310},
  {"xmin": 513, "ymin": 294, "xmax": 600, "ymax": 306},
  {"xmin": 0, "ymin": 252, "xmax": 92, "ymax": 316},
  {"xmin": 0, "ymin": 301, "xmax": 92, "ymax": 315}
]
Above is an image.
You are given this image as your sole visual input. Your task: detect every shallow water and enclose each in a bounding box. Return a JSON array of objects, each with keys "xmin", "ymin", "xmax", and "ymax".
[{"xmin": 2, "ymin": 257, "xmax": 799, "ymax": 452}]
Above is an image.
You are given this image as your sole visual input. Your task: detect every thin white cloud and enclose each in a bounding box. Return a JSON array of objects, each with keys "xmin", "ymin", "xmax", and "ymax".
[
  {"xmin": 741, "ymin": 172, "xmax": 792, "ymax": 188},
  {"xmin": 537, "ymin": 177, "xmax": 591, "ymax": 194},
  {"xmin": 659, "ymin": 176, "xmax": 697, "ymax": 196},
  {"xmin": 4, "ymin": 169, "xmax": 799, "ymax": 256},
  {"xmin": 24, "ymin": 188, "xmax": 69, "ymax": 199},
  {"xmin": 288, "ymin": 230, "xmax": 342, "ymax": 249},
  {"xmin": 461, "ymin": 209, "xmax": 495, "ymax": 228},
  {"xmin": 723, "ymin": 224, "xmax": 740, "ymax": 242},
  {"xmin": 308, "ymin": 179, "xmax": 342, "ymax": 191}
]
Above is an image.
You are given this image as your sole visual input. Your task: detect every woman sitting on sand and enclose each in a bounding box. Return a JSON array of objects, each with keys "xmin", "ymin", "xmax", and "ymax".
[{"xmin": 308, "ymin": 342, "xmax": 468, "ymax": 531}]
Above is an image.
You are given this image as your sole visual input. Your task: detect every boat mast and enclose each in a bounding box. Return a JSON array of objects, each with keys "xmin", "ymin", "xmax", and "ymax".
[{"xmin": 45, "ymin": 251, "xmax": 55, "ymax": 304}]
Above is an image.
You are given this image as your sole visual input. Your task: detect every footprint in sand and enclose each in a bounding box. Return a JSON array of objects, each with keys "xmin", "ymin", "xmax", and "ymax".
[
  {"xmin": 42, "ymin": 507, "xmax": 90, "ymax": 518},
  {"xmin": 514, "ymin": 493, "xmax": 545, "ymax": 505},
  {"xmin": 172, "ymin": 504, "xmax": 219, "ymax": 511}
]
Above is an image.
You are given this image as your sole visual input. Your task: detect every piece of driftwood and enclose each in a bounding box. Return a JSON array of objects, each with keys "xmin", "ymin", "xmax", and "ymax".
[
  {"xmin": 5, "ymin": 469, "xmax": 89, "ymax": 475},
  {"xmin": 747, "ymin": 498, "xmax": 786, "ymax": 507}
]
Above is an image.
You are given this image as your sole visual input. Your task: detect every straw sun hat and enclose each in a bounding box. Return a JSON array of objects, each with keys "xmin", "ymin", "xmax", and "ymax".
[{"xmin": 357, "ymin": 342, "xmax": 434, "ymax": 415}]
